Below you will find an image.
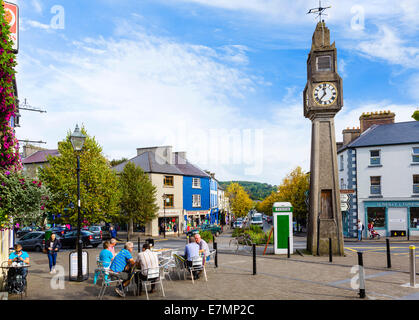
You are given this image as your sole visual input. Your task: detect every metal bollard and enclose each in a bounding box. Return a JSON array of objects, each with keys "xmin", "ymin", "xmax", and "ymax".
[
  {"xmin": 287, "ymin": 237, "xmax": 290, "ymax": 258},
  {"xmin": 410, "ymin": 245, "xmax": 416, "ymax": 287},
  {"xmin": 137, "ymin": 237, "xmax": 141, "ymax": 254},
  {"xmin": 329, "ymin": 238, "xmax": 333, "ymax": 263},
  {"xmin": 386, "ymin": 239, "xmax": 391, "ymax": 268},
  {"xmin": 357, "ymin": 252, "xmax": 366, "ymax": 298},
  {"xmin": 214, "ymin": 242, "xmax": 218, "ymax": 268},
  {"xmin": 253, "ymin": 244, "xmax": 256, "ymax": 275}
]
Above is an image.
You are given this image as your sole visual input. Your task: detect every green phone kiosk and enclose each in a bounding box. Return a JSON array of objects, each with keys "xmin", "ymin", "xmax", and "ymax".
[{"xmin": 273, "ymin": 202, "xmax": 293, "ymax": 255}]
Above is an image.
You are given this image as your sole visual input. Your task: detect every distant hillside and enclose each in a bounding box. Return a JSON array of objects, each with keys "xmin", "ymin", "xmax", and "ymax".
[{"xmin": 219, "ymin": 181, "xmax": 278, "ymax": 201}]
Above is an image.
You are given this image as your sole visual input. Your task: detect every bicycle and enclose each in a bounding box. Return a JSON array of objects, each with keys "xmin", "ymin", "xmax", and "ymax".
[{"xmin": 229, "ymin": 233, "xmax": 253, "ymax": 254}]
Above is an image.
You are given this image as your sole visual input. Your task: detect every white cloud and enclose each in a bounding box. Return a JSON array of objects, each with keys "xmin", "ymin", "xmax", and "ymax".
[
  {"xmin": 25, "ymin": 20, "xmax": 51, "ymax": 30},
  {"xmin": 31, "ymin": 0, "xmax": 42, "ymax": 14}
]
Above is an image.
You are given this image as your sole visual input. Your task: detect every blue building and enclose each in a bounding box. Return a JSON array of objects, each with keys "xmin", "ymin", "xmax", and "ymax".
[
  {"xmin": 208, "ymin": 172, "xmax": 219, "ymax": 225},
  {"xmin": 173, "ymin": 152, "xmax": 211, "ymax": 229}
]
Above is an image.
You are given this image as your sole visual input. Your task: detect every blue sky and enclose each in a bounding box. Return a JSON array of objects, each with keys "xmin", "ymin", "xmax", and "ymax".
[{"xmin": 11, "ymin": 0, "xmax": 419, "ymax": 185}]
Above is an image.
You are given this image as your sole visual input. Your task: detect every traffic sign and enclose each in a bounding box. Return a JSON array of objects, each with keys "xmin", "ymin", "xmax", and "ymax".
[
  {"xmin": 340, "ymin": 194, "xmax": 349, "ymax": 203},
  {"xmin": 341, "ymin": 202, "xmax": 349, "ymax": 211}
]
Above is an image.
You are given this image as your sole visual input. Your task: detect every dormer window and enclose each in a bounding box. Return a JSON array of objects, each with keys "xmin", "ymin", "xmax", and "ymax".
[{"xmin": 316, "ymin": 55, "xmax": 332, "ymax": 72}]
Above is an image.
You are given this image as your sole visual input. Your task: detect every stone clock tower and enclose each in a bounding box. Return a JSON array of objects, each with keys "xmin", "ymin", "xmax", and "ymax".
[{"xmin": 304, "ymin": 21, "xmax": 344, "ymax": 256}]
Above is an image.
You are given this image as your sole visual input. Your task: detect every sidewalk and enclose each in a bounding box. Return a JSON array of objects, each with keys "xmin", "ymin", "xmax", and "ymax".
[{"xmin": 5, "ymin": 229, "xmax": 419, "ymax": 300}]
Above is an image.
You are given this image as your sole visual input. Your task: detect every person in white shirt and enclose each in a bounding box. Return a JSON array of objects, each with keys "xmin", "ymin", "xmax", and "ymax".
[
  {"xmin": 135, "ymin": 243, "xmax": 159, "ymax": 295},
  {"xmin": 357, "ymin": 220, "xmax": 363, "ymax": 241}
]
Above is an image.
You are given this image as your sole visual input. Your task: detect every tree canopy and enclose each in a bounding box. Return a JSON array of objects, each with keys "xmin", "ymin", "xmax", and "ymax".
[
  {"xmin": 412, "ymin": 110, "xmax": 419, "ymax": 121},
  {"xmin": 256, "ymin": 167, "xmax": 309, "ymax": 220},
  {"xmin": 39, "ymin": 127, "xmax": 120, "ymax": 226},
  {"xmin": 119, "ymin": 162, "xmax": 159, "ymax": 236},
  {"xmin": 226, "ymin": 182, "xmax": 253, "ymax": 218},
  {"xmin": 219, "ymin": 181, "xmax": 277, "ymax": 200}
]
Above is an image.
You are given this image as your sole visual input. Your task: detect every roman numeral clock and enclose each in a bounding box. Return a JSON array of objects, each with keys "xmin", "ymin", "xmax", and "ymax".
[{"xmin": 303, "ymin": 21, "xmax": 345, "ymax": 256}]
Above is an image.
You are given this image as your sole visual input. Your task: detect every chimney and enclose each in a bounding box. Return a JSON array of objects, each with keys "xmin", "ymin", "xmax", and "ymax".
[
  {"xmin": 359, "ymin": 110, "xmax": 395, "ymax": 133},
  {"xmin": 173, "ymin": 152, "xmax": 187, "ymax": 165},
  {"xmin": 342, "ymin": 127, "xmax": 361, "ymax": 145},
  {"xmin": 22, "ymin": 144, "xmax": 46, "ymax": 158},
  {"xmin": 136, "ymin": 146, "xmax": 173, "ymax": 165}
]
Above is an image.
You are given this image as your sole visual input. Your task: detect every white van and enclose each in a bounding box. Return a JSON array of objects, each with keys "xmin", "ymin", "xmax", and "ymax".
[{"xmin": 250, "ymin": 213, "xmax": 264, "ymax": 228}]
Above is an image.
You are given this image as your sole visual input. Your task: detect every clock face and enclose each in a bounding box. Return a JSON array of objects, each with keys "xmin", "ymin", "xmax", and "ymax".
[{"xmin": 313, "ymin": 82, "xmax": 337, "ymax": 106}]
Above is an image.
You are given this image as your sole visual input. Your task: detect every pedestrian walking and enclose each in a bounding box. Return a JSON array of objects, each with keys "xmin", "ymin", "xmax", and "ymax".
[
  {"xmin": 357, "ymin": 220, "xmax": 363, "ymax": 241},
  {"xmin": 45, "ymin": 233, "xmax": 61, "ymax": 274}
]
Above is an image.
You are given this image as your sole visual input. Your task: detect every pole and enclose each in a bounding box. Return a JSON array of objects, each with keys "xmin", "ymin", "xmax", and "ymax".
[
  {"xmin": 214, "ymin": 242, "xmax": 218, "ymax": 268},
  {"xmin": 410, "ymin": 245, "xmax": 416, "ymax": 287},
  {"xmin": 252, "ymin": 244, "xmax": 256, "ymax": 275},
  {"xmin": 386, "ymin": 238, "xmax": 391, "ymax": 268},
  {"xmin": 76, "ymin": 155, "xmax": 83, "ymax": 282},
  {"xmin": 164, "ymin": 204, "xmax": 166, "ymax": 239},
  {"xmin": 137, "ymin": 237, "xmax": 140, "ymax": 254},
  {"xmin": 287, "ymin": 237, "xmax": 290, "ymax": 258},
  {"xmin": 357, "ymin": 252, "xmax": 366, "ymax": 298},
  {"xmin": 329, "ymin": 238, "xmax": 332, "ymax": 263}
]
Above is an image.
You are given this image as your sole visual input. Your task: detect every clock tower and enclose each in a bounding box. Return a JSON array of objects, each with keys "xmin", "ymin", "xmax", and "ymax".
[{"xmin": 304, "ymin": 21, "xmax": 344, "ymax": 256}]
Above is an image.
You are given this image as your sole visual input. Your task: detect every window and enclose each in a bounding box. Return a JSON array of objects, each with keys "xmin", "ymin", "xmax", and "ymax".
[
  {"xmin": 339, "ymin": 155, "xmax": 344, "ymax": 171},
  {"xmin": 340, "ymin": 178, "xmax": 345, "ymax": 189},
  {"xmin": 192, "ymin": 194, "xmax": 201, "ymax": 208},
  {"xmin": 370, "ymin": 176, "xmax": 381, "ymax": 195},
  {"xmin": 164, "ymin": 194, "xmax": 174, "ymax": 208},
  {"xmin": 316, "ymin": 55, "xmax": 332, "ymax": 71},
  {"xmin": 192, "ymin": 178, "xmax": 201, "ymax": 189},
  {"xmin": 414, "ymin": 175, "xmax": 419, "ymax": 194},
  {"xmin": 413, "ymin": 147, "xmax": 419, "ymax": 163},
  {"xmin": 367, "ymin": 207, "xmax": 386, "ymax": 228},
  {"xmin": 410, "ymin": 207, "xmax": 419, "ymax": 228},
  {"xmin": 370, "ymin": 150, "xmax": 381, "ymax": 165},
  {"xmin": 163, "ymin": 176, "xmax": 174, "ymax": 187}
]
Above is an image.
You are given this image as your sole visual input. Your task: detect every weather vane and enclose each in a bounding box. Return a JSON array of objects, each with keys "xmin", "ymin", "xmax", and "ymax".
[{"xmin": 307, "ymin": 0, "xmax": 331, "ymax": 23}]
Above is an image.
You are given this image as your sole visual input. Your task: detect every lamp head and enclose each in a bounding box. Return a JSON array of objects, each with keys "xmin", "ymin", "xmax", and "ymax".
[{"xmin": 70, "ymin": 124, "xmax": 86, "ymax": 151}]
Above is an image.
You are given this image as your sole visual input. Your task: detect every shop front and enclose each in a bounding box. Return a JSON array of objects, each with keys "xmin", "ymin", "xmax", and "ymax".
[
  {"xmin": 184, "ymin": 210, "xmax": 210, "ymax": 231},
  {"xmin": 363, "ymin": 201, "xmax": 419, "ymax": 237}
]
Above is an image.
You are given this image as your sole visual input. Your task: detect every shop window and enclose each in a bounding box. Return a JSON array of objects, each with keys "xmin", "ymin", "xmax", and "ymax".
[
  {"xmin": 192, "ymin": 178, "xmax": 201, "ymax": 188},
  {"xmin": 412, "ymin": 147, "xmax": 419, "ymax": 163},
  {"xmin": 164, "ymin": 176, "xmax": 174, "ymax": 187},
  {"xmin": 370, "ymin": 150, "xmax": 381, "ymax": 165},
  {"xmin": 164, "ymin": 194, "xmax": 174, "ymax": 208},
  {"xmin": 367, "ymin": 207, "xmax": 385, "ymax": 228},
  {"xmin": 413, "ymin": 175, "xmax": 419, "ymax": 194},
  {"xmin": 370, "ymin": 176, "xmax": 381, "ymax": 195},
  {"xmin": 410, "ymin": 207, "xmax": 419, "ymax": 229}
]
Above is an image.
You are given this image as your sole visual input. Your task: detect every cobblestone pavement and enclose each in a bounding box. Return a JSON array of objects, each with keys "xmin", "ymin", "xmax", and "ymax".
[{"xmin": 4, "ymin": 230, "xmax": 419, "ymax": 300}]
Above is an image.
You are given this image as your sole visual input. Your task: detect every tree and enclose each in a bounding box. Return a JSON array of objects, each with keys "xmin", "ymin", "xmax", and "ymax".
[
  {"xmin": 110, "ymin": 158, "xmax": 128, "ymax": 167},
  {"xmin": 0, "ymin": 171, "xmax": 50, "ymax": 228},
  {"xmin": 39, "ymin": 127, "xmax": 120, "ymax": 226},
  {"xmin": 226, "ymin": 182, "xmax": 253, "ymax": 218},
  {"xmin": 119, "ymin": 162, "xmax": 159, "ymax": 237},
  {"xmin": 412, "ymin": 110, "xmax": 419, "ymax": 121},
  {"xmin": 257, "ymin": 167, "xmax": 309, "ymax": 221},
  {"xmin": 0, "ymin": 1, "xmax": 21, "ymax": 172}
]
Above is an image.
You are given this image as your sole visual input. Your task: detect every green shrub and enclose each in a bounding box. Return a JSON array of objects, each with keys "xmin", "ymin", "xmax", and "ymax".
[
  {"xmin": 232, "ymin": 227, "xmax": 246, "ymax": 237},
  {"xmin": 250, "ymin": 225, "xmax": 263, "ymax": 234},
  {"xmin": 199, "ymin": 231, "xmax": 213, "ymax": 243}
]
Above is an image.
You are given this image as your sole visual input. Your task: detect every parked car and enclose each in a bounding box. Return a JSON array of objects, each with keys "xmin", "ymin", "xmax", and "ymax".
[
  {"xmin": 88, "ymin": 226, "xmax": 104, "ymax": 240},
  {"xmin": 49, "ymin": 226, "xmax": 68, "ymax": 237},
  {"xmin": 16, "ymin": 226, "xmax": 40, "ymax": 238},
  {"xmin": 60, "ymin": 230, "xmax": 102, "ymax": 249},
  {"xmin": 99, "ymin": 225, "xmax": 111, "ymax": 240},
  {"xmin": 17, "ymin": 231, "xmax": 46, "ymax": 252},
  {"xmin": 233, "ymin": 218, "xmax": 244, "ymax": 229},
  {"xmin": 186, "ymin": 224, "xmax": 222, "ymax": 237}
]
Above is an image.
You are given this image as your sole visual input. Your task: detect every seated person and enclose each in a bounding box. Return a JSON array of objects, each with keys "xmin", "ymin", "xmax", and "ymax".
[
  {"xmin": 135, "ymin": 243, "xmax": 159, "ymax": 295},
  {"xmin": 7, "ymin": 244, "xmax": 30, "ymax": 293},
  {"xmin": 99, "ymin": 241, "xmax": 114, "ymax": 268},
  {"xmin": 183, "ymin": 236, "xmax": 200, "ymax": 280},
  {"xmin": 109, "ymin": 242, "xmax": 136, "ymax": 297},
  {"xmin": 194, "ymin": 233, "xmax": 210, "ymax": 263}
]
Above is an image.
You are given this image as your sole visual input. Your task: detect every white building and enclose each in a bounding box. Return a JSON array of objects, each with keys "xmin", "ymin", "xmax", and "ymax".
[{"xmin": 338, "ymin": 111, "xmax": 419, "ymax": 238}]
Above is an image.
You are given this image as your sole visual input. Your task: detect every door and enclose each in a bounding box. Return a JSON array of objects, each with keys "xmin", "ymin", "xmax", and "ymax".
[{"xmin": 388, "ymin": 208, "xmax": 407, "ymax": 233}]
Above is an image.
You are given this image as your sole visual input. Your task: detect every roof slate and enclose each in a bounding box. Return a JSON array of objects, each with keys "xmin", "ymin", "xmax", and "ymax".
[
  {"xmin": 339, "ymin": 121, "xmax": 419, "ymax": 152},
  {"xmin": 22, "ymin": 150, "xmax": 60, "ymax": 164}
]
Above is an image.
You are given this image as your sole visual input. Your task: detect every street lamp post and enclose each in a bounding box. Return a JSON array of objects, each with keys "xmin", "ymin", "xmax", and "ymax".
[
  {"xmin": 70, "ymin": 124, "xmax": 86, "ymax": 282},
  {"xmin": 162, "ymin": 194, "xmax": 167, "ymax": 239}
]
